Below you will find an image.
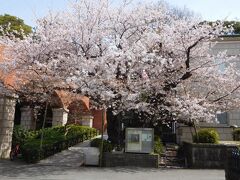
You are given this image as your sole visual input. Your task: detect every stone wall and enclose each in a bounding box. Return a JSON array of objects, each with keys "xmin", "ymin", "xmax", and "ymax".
[
  {"xmin": 20, "ymin": 107, "xmax": 35, "ymax": 130},
  {"xmin": 0, "ymin": 96, "xmax": 16, "ymax": 159},
  {"xmin": 212, "ymin": 40, "xmax": 240, "ymax": 56},
  {"xmin": 176, "ymin": 124, "xmax": 233, "ymax": 144},
  {"xmin": 52, "ymin": 108, "xmax": 69, "ymax": 126},
  {"xmin": 81, "ymin": 115, "xmax": 94, "ymax": 127},
  {"xmin": 183, "ymin": 142, "xmax": 237, "ymax": 169},
  {"xmin": 227, "ymin": 110, "xmax": 240, "ymax": 127},
  {"xmin": 103, "ymin": 152, "xmax": 159, "ymax": 168}
]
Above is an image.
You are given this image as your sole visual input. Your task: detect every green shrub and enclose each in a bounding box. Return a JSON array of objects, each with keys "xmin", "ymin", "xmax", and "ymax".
[
  {"xmin": 36, "ymin": 127, "xmax": 65, "ymax": 142},
  {"xmin": 21, "ymin": 125, "xmax": 98, "ymax": 163},
  {"xmin": 233, "ymin": 128, "xmax": 240, "ymax": 141},
  {"xmin": 12, "ymin": 125, "xmax": 29, "ymax": 146},
  {"xmin": 90, "ymin": 138, "xmax": 113, "ymax": 152},
  {"xmin": 193, "ymin": 128, "xmax": 219, "ymax": 144},
  {"xmin": 154, "ymin": 135, "xmax": 164, "ymax": 154},
  {"xmin": 65, "ymin": 125, "xmax": 96, "ymax": 139},
  {"xmin": 12, "ymin": 125, "xmax": 38, "ymax": 147}
]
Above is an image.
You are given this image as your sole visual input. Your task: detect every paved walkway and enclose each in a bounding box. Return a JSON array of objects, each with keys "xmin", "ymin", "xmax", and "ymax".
[
  {"xmin": 38, "ymin": 135, "xmax": 107, "ymax": 167},
  {"xmin": 37, "ymin": 140, "xmax": 88, "ymax": 167},
  {"xmin": 38, "ymin": 138, "xmax": 93, "ymax": 167}
]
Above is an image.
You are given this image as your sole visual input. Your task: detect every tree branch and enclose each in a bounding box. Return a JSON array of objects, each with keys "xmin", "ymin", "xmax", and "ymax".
[{"xmin": 212, "ymin": 84, "xmax": 240, "ymax": 102}]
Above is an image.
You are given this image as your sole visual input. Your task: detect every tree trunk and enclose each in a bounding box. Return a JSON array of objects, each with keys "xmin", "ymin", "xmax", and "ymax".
[
  {"xmin": 192, "ymin": 120, "xmax": 199, "ymax": 143},
  {"xmin": 40, "ymin": 101, "xmax": 48, "ymax": 149}
]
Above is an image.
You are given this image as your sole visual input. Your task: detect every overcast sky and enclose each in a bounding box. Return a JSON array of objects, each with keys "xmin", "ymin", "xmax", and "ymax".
[{"xmin": 0, "ymin": 0, "xmax": 239, "ymax": 27}]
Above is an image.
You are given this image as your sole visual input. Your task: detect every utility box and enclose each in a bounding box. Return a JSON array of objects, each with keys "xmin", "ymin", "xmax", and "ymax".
[{"xmin": 125, "ymin": 128, "xmax": 154, "ymax": 153}]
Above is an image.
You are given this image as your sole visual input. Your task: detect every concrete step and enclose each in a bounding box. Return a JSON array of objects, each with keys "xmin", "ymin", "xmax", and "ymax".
[
  {"xmin": 165, "ymin": 144, "xmax": 179, "ymax": 149},
  {"xmin": 165, "ymin": 151, "xmax": 178, "ymax": 157},
  {"xmin": 160, "ymin": 160, "xmax": 185, "ymax": 167},
  {"xmin": 160, "ymin": 144, "xmax": 185, "ymax": 168}
]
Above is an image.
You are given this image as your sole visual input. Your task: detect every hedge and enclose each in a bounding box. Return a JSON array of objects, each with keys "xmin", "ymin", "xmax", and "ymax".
[
  {"xmin": 193, "ymin": 128, "xmax": 219, "ymax": 144},
  {"xmin": 233, "ymin": 128, "xmax": 240, "ymax": 141},
  {"xmin": 90, "ymin": 138, "xmax": 113, "ymax": 152},
  {"xmin": 12, "ymin": 125, "xmax": 38, "ymax": 147},
  {"xmin": 16, "ymin": 125, "xmax": 98, "ymax": 163}
]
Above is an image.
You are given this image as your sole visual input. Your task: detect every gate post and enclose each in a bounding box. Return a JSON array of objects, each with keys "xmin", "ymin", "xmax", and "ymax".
[{"xmin": 0, "ymin": 95, "xmax": 17, "ymax": 159}]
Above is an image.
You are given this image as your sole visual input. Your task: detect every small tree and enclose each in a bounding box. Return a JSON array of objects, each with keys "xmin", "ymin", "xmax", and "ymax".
[{"xmin": 224, "ymin": 21, "xmax": 240, "ymax": 34}]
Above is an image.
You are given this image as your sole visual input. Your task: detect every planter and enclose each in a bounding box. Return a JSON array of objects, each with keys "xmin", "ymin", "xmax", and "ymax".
[{"xmin": 103, "ymin": 152, "xmax": 159, "ymax": 168}]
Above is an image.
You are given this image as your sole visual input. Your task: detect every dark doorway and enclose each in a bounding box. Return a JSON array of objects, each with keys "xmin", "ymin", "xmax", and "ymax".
[
  {"xmin": 36, "ymin": 105, "xmax": 53, "ymax": 129},
  {"xmin": 14, "ymin": 101, "xmax": 21, "ymax": 125}
]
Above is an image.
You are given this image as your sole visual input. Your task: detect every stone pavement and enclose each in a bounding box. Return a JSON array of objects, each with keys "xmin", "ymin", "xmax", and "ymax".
[{"xmin": 0, "ymin": 160, "xmax": 225, "ymax": 180}]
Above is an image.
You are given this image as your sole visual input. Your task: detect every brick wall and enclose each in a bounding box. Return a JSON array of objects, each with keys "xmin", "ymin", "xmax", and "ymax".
[{"xmin": 92, "ymin": 109, "xmax": 107, "ymax": 132}]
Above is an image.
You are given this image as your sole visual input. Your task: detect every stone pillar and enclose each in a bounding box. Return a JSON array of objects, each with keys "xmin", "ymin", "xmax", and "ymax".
[
  {"xmin": 52, "ymin": 108, "xmax": 69, "ymax": 126},
  {"xmin": 20, "ymin": 107, "xmax": 35, "ymax": 130},
  {"xmin": 0, "ymin": 96, "xmax": 16, "ymax": 159},
  {"xmin": 81, "ymin": 115, "xmax": 94, "ymax": 127}
]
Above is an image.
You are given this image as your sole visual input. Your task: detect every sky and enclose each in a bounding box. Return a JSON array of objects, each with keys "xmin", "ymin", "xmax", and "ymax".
[{"xmin": 0, "ymin": 0, "xmax": 239, "ymax": 27}]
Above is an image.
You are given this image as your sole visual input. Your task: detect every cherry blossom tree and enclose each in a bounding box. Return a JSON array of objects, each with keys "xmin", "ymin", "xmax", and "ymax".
[{"xmin": 0, "ymin": 0, "xmax": 240, "ymax": 148}]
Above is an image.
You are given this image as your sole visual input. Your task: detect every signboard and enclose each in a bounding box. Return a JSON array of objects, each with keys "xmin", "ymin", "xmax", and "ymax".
[{"xmin": 125, "ymin": 128, "xmax": 154, "ymax": 153}]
